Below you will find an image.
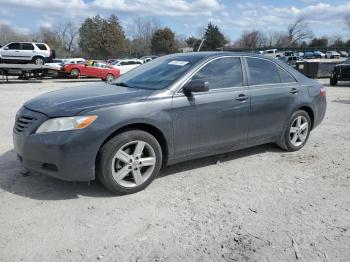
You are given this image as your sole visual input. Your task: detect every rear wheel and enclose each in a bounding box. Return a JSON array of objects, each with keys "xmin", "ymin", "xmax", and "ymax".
[
  {"xmin": 33, "ymin": 57, "xmax": 45, "ymax": 65},
  {"xmin": 97, "ymin": 130, "xmax": 162, "ymax": 195},
  {"xmin": 277, "ymin": 110, "xmax": 311, "ymax": 151},
  {"xmin": 70, "ymin": 69, "xmax": 80, "ymax": 78}
]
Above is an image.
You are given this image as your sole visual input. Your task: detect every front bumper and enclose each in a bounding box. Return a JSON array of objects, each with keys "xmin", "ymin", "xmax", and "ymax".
[{"xmin": 13, "ymin": 107, "xmax": 100, "ymax": 181}]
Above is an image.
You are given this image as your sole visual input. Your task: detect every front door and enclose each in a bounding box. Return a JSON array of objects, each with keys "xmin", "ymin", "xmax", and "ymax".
[
  {"xmin": 1, "ymin": 43, "xmax": 21, "ymax": 61},
  {"xmin": 172, "ymin": 56, "xmax": 250, "ymax": 158}
]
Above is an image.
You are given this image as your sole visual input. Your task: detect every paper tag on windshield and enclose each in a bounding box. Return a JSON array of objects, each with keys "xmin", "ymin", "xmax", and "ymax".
[{"xmin": 168, "ymin": 60, "xmax": 189, "ymax": 66}]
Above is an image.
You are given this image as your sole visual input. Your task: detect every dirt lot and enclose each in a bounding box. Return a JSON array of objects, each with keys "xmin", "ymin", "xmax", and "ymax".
[{"xmin": 0, "ymin": 78, "xmax": 349, "ymax": 262}]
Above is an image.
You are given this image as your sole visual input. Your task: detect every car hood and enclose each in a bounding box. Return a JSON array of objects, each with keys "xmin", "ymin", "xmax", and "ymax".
[{"xmin": 24, "ymin": 83, "xmax": 155, "ymax": 117}]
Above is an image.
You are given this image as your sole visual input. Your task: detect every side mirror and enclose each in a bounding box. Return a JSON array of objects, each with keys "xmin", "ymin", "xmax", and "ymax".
[{"xmin": 183, "ymin": 80, "xmax": 209, "ymax": 95}]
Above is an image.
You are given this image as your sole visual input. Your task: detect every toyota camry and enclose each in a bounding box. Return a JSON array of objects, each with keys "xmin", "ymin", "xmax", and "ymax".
[{"xmin": 13, "ymin": 52, "xmax": 327, "ymax": 194}]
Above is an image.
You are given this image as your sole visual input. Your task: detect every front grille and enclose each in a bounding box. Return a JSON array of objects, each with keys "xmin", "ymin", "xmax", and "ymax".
[{"xmin": 14, "ymin": 115, "xmax": 36, "ymax": 133}]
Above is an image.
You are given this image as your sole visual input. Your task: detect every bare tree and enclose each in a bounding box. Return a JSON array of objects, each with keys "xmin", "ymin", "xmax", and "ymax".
[
  {"xmin": 0, "ymin": 24, "xmax": 33, "ymax": 45},
  {"xmin": 287, "ymin": 17, "xmax": 313, "ymax": 47},
  {"xmin": 235, "ymin": 30, "xmax": 267, "ymax": 49},
  {"xmin": 128, "ymin": 17, "xmax": 160, "ymax": 56},
  {"xmin": 55, "ymin": 21, "xmax": 79, "ymax": 53},
  {"xmin": 37, "ymin": 26, "xmax": 60, "ymax": 49},
  {"xmin": 175, "ymin": 34, "xmax": 187, "ymax": 48}
]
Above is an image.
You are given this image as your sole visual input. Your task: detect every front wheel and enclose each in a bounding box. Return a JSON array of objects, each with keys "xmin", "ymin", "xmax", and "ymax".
[
  {"xmin": 97, "ymin": 130, "xmax": 162, "ymax": 195},
  {"xmin": 277, "ymin": 110, "xmax": 311, "ymax": 151}
]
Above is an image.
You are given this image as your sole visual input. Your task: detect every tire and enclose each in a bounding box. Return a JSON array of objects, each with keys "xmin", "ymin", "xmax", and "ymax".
[
  {"xmin": 97, "ymin": 130, "xmax": 162, "ymax": 195},
  {"xmin": 106, "ymin": 73, "xmax": 115, "ymax": 83},
  {"xmin": 277, "ymin": 110, "xmax": 311, "ymax": 152},
  {"xmin": 70, "ymin": 69, "xmax": 80, "ymax": 78},
  {"xmin": 330, "ymin": 76, "xmax": 338, "ymax": 86},
  {"xmin": 33, "ymin": 57, "xmax": 45, "ymax": 65}
]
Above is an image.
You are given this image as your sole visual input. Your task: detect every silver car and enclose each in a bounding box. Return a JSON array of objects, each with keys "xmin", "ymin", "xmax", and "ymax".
[{"xmin": 0, "ymin": 42, "xmax": 54, "ymax": 65}]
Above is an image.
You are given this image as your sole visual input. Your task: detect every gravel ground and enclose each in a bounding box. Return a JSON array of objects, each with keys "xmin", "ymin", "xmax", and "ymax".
[{"xmin": 0, "ymin": 78, "xmax": 349, "ymax": 262}]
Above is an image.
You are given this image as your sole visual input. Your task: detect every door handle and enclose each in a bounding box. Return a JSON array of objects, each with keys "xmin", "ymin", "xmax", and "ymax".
[
  {"xmin": 235, "ymin": 94, "xmax": 249, "ymax": 101},
  {"xmin": 15, "ymin": 51, "xmax": 20, "ymax": 52},
  {"xmin": 290, "ymin": 88, "xmax": 299, "ymax": 94}
]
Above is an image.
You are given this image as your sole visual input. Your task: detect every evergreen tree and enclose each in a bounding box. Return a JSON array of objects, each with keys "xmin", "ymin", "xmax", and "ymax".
[
  {"xmin": 201, "ymin": 23, "xmax": 228, "ymax": 51},
  {"xmin": 151, "ymin": 27, "xmax": 177, "ymax": 54},
  {"xmin": 79, "ymin": 15, "xmax": 127, "ymax": 59}
]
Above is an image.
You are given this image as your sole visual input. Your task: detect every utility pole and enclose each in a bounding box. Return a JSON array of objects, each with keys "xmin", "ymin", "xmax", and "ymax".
[{"xmin": 197, "ymin": 38, "xmax": 205, "ymax": 52}]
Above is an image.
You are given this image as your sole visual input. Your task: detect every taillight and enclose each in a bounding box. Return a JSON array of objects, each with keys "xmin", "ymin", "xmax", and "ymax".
[{"xmin": 320, "ymin": 87, "xmax": 326, "ymax": 97}]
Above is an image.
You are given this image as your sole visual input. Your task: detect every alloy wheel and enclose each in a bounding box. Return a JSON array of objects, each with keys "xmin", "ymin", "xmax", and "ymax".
[
  {"xmin": 111, "ymin": 140, "xmax": 156, "ymax": 188},
  {"xmin": 35, "ymin": 58, "xmax": 44, "ymax": 65},
  {"xmin": 289, "ymin": 116, "xmax": 309, "ymax": 147}
]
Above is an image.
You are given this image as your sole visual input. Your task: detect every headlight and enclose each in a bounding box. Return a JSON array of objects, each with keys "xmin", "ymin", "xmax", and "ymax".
[{"xmin": 36, "ymin": 115, "xmax": 97, "ymax": 134}]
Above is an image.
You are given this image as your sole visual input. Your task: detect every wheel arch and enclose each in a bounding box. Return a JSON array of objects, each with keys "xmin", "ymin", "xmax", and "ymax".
[
  {"xmin": 96, "ymin": 122, "xmax": 169, "ymax": 167},
  {"xmin": 32, "ymin": 55, "xmax": 46, "ymax": 62},
  {"xmin": 298, "ymin": 106, "xmax": 314, "ymax": 129},
  {"xmin": 70, "ymin": 67, "xmax": 80, "ymax": 72}
]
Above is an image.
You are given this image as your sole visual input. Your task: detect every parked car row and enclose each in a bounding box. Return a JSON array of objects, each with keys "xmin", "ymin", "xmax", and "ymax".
[
  {"xmin": 0, "ymin": 41, "xmax": 161, "ymax": 82},
  {"xmin": 262, "ymin": 49, "xmax": 349, "ymax": 60}
]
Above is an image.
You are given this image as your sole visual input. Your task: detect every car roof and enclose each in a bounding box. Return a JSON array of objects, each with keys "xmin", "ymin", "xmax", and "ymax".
[{"xmin": 164, "ymin": 51, "xmax": 282, "ymax": 61}]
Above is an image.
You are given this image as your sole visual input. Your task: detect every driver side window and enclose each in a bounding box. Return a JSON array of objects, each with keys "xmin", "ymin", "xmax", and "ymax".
[{"xmin": 191, "ymin": 57, "xmax": 243, "ymax": 90}]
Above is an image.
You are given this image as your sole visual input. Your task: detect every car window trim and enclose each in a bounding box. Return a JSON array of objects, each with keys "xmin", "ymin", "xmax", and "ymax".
[{"xmin": 175, "ymin": 55, "xmax": 246, "ymax": 94}]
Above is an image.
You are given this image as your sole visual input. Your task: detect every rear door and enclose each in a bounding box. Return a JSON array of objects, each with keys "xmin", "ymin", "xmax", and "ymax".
[
  {"xmin": 244, "ymin": 57, "xmax": 300, "ymax": 142},
  {"xmin": 172, "ymin": 56, "xmax": 250, "ymax": 157},
  {"xmin": 20, "ymin": 43, "xmax": 35, "ymax": 61}
]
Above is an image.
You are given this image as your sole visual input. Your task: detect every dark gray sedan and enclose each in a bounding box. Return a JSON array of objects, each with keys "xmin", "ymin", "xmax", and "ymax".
[{"xmin": 13, "ymin": 52, "xmax": 327, "ymax": 194}]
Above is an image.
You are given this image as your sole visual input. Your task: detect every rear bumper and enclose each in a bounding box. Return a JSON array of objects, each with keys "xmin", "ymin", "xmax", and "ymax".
[{"xmin": 313, "ymin": 96, "xmax": 327, "ymax": 129}]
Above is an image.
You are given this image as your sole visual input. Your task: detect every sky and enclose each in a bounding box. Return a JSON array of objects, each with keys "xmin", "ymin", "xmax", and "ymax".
[{"xmin": 0, "ymin": 0, "xmax": 350, "ymax": 41}]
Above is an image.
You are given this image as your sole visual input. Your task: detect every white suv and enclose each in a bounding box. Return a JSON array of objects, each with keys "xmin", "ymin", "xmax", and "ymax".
[{"xmin": 0, "ymin": 42, "xmax": 54, "ymax": 65}]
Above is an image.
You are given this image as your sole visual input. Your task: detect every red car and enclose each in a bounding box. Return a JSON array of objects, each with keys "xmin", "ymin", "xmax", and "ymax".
[{"xmin": 63, "ymin": 61, "xmax": 120, "ymax": 82}]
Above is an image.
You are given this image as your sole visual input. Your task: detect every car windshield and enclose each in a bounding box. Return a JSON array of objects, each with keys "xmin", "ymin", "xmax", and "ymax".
[{"xmin": 113, "ymin": 55, "xmax": 205, "ymax": 90}]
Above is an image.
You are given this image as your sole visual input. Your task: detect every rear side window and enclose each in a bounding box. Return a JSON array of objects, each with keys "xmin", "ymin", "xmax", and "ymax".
[
  {"xmin": 7, "ymin": 43, "xmax": 20, "ymax": 50},
  {"xmin": 35, "ymin": 44, "xmax": 47, "ymax": 50},
  {"xmin": 246, "ymin": 57, "xmax": 280, "ymax": 85},
  {"xmin": 21, "ymin": 43, "xmax": 34, "ymax": 50},
  {"xmin": 191, "ymin": 57, "xmax": 243, "ymax": 89},
  {"xmin": 279, "ymin": 67, "xmax": 296, "ymax": 83}
]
